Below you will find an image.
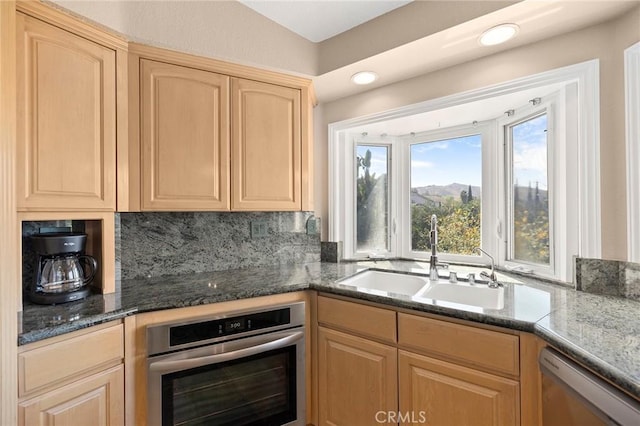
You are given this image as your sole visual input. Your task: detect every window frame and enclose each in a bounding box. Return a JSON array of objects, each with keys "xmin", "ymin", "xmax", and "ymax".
[
  {"xmin": 625, "ymin": 42, "xmax": 640, "ymax": 262},
  {"xmin": 328, "ymin": 60, "xmax": 600, "ymax": 282},
  {"xmin": 341, "ymin": 135, "xmax": 398, "ymax": 259},
  {"xmin": 352, "ymin": 140, "xmax": 396, "ymax": 257},
  {"xmin": 398, "ymin": 122, "xmax": 496, "ymax": 263},
  {"xmin": 501, "ymin": 104, "xmax": 555, "ymax": 276},
  {"xmin": 497, "ymin": 89, "xmax": 579, "ymax": 281}
]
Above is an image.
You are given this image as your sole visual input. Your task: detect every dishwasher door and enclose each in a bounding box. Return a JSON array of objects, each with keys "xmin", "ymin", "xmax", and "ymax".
[{"xmin": 539, "ymin": 347, "xmax": 640, "ymax": 426}]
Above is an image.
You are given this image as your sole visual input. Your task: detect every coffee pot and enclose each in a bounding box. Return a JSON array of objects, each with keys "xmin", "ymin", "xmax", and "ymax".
[{"xmin": 29, "ymin": 232, "xmax": 98, "ymax": 304}]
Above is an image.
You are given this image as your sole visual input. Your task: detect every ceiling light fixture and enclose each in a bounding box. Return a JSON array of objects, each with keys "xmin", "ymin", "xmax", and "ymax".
[
  {"xmin": 351, "ymin": 71, "xmax": 378, "ymax": 85},
  {"xmin": 479, "ymin": 23, "xmax": 519, "ymax": 46}
]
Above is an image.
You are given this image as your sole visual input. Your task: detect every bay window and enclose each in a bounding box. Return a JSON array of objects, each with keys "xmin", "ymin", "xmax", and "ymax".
[{"xmin": 329, "ymin": 61, "xmax": 600, "ymax": 283}]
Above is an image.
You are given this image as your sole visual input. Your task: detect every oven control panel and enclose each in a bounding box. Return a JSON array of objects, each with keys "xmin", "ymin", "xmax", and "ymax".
[
  {"xmin": 146, "ymin": 302, "xmax": 305, "ymax": 356},
  {"xmin": 169, "ymin": 308, "xmax": 291, "ymax": 347}
]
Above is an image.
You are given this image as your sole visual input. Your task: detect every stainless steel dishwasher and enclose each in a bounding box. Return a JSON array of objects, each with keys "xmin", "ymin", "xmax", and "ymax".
[{"xmin": 539, "ymin": 347, "xmax": 640, "ymax": 426}]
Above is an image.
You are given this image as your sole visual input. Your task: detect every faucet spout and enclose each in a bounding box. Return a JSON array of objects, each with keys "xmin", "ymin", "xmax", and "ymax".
[
  {"xmin": 474, "ymin": 247, "xmax": 500, "ymax": 287},
  {"xmin": 429, "ymin": 215, "xmax": 440, "ymax": 281},
  {"xmin": 430, "ymin": 215, "xmax": 438, "ymax": 257}
]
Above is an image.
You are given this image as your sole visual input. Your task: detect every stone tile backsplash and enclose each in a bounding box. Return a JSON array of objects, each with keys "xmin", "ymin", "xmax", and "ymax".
[
  {"xmin": 576, "ymin": 257, "xmax": 640, "ymax": 301},
  {"xmin": 115, "ymin": 212, "xmax": 320, "ymax": 279},
  {"xmin": 320, "ymin": 241, "xmax": 342, "ymax": 263}
]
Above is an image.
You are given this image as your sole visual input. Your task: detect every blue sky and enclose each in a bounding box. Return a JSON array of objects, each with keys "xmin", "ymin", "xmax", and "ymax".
[
  {"xmin": 357, "ymin": 145, "xmax": 389, "ymax": 179},
  {"xmin": 357, "ymin": 114, "xmax": 548, "ymax": 190},
  {"xmin": 410, "ymin": 135, "xmax": 482, "ymax": 188},
  {"xmin": 512, "ymin": 114, "xmax": 548, "ymax": 190}
]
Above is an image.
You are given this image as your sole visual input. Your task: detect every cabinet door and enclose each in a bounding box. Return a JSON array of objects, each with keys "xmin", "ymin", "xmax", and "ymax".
[
  {"xmin": 141, "ymin": 59, "xmax": 230, "ymax": 210},
  {"xmin": 231, "ymin": 78, "xmax": 301, "ymax": 211},
  {"xmin": 16, "ymin": 13, "xmax": 116, "ymax": 211},
  {"xmin": 399, "ymin": 350, "xmax": 519, "ymax": 426},
  {"xmin": 19, "ymin": 365, "xmax": 124, "ymax": 426},
  {"xmin": 318, "ymin": 327, "xmax": 397, "ymax": 426}
]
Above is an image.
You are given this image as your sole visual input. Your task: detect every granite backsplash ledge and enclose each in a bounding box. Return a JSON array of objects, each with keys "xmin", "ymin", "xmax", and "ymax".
[
  {"xmin": 116, "ymin": 212, "xmax": 320, "ymax": 279},
  {"xmin": 576, "ymin": 257, "xmax": 640, "ymax": 301}
]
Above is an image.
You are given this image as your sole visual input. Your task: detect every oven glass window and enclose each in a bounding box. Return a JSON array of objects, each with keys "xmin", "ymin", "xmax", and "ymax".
[{"xmin": 162, "ymin": 346, "xmax": 297, "ymax": 426}]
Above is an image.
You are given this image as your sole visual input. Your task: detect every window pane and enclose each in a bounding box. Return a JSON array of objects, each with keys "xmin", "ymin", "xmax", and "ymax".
[
  {"xmin": 356, "ymin": 145, "xmax": 389, "ymax": 252},
  {"xmin": 410, "ymin": 135, "xmax": 481, "ymax": 255},
  {"xmin": 511, "ymin": 114, "xmax": 550, "ymax": 265}
]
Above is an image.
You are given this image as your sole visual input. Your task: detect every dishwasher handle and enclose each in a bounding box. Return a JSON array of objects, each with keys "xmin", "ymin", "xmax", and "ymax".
[
  {"xmin": 150, "ymin": 330, "xmax": 303, "ymax": 373},
  {"xmin": 539, "ymin": 347, "xmax": 640, "ymax": 426}
]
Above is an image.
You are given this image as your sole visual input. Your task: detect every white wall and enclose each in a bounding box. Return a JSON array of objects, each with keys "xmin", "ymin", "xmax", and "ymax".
[{"xmin": 52, "ymin": 0, "xmax": 318, "ymax": 75}]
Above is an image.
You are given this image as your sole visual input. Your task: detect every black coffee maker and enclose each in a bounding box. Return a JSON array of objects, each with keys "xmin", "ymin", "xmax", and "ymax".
[{"xmin": 29, "ymin": 232, "xmax": 98, "ymax": 304}]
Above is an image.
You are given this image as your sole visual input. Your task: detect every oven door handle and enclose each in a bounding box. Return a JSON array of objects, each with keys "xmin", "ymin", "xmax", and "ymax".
[{"xmin": 149, "ymin": 330, "xmax": 303, "ymax": 373}]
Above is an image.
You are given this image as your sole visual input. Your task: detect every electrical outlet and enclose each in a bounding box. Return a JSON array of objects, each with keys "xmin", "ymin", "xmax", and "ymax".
[
  {"xmin": 251, "ymin": 221, "xmax": 268, "ymax": 238},
  {"xmin": 306, "ymin": 216, "xmax": 319, "ymax": 235}
]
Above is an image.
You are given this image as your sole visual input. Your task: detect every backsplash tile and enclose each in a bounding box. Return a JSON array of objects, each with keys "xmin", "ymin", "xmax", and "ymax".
[
  {"xmin": 624, "ymin": 262, "xmax": 640, "ymax": 300},
  {"xmin": 116, "ymin": 212, "xmax": 320, "ymax": 279},
  {"xmin": 575, "ymin": 257, "xmax": 640, "ymax": 301},
  {"xmin": 321, "ymin": 241, "xmax": 342, "ymax": 263}
]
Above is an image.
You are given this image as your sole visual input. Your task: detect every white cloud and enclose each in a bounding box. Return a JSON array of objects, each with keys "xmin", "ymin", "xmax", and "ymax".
[
  {"xmin": 367, "ymin": 158, "xmax": 388, "ymax": 176},
  {"xmin": 412, "ymin": 141, "xmax": 449, "ymax": 154},
  {"xmin": 513, "ymin": 142, "xmax": 548, "ymax": 188},
  {"xmin": 411, "ymin": 160, "xmax": 434, "ymax": 169}
]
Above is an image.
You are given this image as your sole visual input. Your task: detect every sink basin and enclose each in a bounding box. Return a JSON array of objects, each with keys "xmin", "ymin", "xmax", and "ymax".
[
  {"xmin": 338, "ymin": 270, "xmax": 428, "ymax": 296},
  {"xmin": 338, "ymin": 269, "xmax": 504, "ymax": 309},
  {"xmin": 415, "ymin": 282, "xmax": 504, "ymax": 309}
]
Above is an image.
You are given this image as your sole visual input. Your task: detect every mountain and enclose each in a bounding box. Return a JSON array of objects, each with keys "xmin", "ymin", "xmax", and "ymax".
[{"xmin": 411, "ymin": 183, "xmax": 482, "ymax": 204}]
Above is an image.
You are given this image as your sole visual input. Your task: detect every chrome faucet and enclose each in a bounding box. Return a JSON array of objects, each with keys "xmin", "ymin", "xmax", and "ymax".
[
  {"xmin": 474, "ymin": 247, "xmax": 500, "ymax": 288},
  {"xmin": 429, "ymin": 215, "xmax": 448, "ymax": 280}
]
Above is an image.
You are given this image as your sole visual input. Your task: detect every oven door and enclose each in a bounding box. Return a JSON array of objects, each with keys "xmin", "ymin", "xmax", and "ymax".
[{"xmin": 148, "ymin": 329, "xmax": 305, "ymax": 426}]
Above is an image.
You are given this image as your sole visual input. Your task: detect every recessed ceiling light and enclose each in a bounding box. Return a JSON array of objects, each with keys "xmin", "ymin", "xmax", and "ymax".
[
  {"xmin": 479, "ymin": 23, "xmax": 519, "ymax": 46},
  {"xmin": 351, "ymin": 71, "xmax": 378, "ymax": 85}
]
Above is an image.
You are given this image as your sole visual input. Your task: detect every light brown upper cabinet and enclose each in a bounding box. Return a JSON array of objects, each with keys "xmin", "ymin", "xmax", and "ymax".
[
  {"xmin": 127, "ymin": 43, "xmax": 314, "ymax": 212},
  {"xmin": 140, "ymin": 59, "xmax": 230, "ymax": 210},
  {"xmin": 16, "ymin": 12, "xmax": 117, "ymax": 211},
  {"xmin": 231, "ymin": 79, "xmax": 301, "ymax": 211}
]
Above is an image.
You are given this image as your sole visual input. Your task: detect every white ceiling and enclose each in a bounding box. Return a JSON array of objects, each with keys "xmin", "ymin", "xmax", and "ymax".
[
  {"xmin": 236, "ymin": 1, "xmax": 636, "ymax": 129},
  {"xmin": 303, "ymin": 0, "xmax": 636, "ymax": 103},
  {"xmin": 238, "ymin": 0, "xmax": 413, "ymax": 42}
]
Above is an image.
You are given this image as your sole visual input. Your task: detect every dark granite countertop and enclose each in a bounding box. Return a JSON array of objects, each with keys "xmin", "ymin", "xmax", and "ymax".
[{"xmin": 19, "ymin": 260, "xmax": 640, "ymax": 399}]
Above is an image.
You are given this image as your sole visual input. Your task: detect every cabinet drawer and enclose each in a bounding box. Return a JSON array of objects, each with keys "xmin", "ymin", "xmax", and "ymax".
[
  {"xmin": 318, "ymin": 296, "xmax": 396, "ymax": 344},
  {"xmin": 19, "ymin": 324, "xmax": 124, "ymax": 397},
  {"xmin": 398, "ymin": 313, "xmax": 519, "ymax": 377}
]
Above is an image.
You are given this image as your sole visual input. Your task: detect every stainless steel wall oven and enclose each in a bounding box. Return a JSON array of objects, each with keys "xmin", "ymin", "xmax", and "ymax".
[{"xmin": 147, "ymin": 302, "xmax": 306, "ymax": 426}]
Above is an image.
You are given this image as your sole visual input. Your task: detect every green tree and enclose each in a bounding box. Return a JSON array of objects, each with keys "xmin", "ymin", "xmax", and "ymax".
[
  {"xmin": 513, "ymin": 183, "xmax": 549, "ymax": 264},
  {"xmin": 411, "ymin": 196, "xmax": 480, "ymax": 255},
  {"xmin": 356, "ymin": 149, "xmax": 387, "ymax": 249},
  {"xmin": 356, "ymin": 150, "xmax": 374, "ymax": 207}
]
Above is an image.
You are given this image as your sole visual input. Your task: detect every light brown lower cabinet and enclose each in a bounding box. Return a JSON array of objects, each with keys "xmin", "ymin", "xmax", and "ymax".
[
  {"xmin": 19, "ymin": 365, "xmax": 124, "ymax": 426},
  {"xmin": 316, "ymin": 295, "xmax": 524, "ymax": 426},
  {"xmin": 398, "ymin": 350, "xmax": 519, "ymax": 426},
  {"xmin": 17, "ymin": 322, "xmax": 125, "ymax": 426},
  {"xmin": 318, "ymin": 326, "xmax": 398, "ymax": 426}
]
